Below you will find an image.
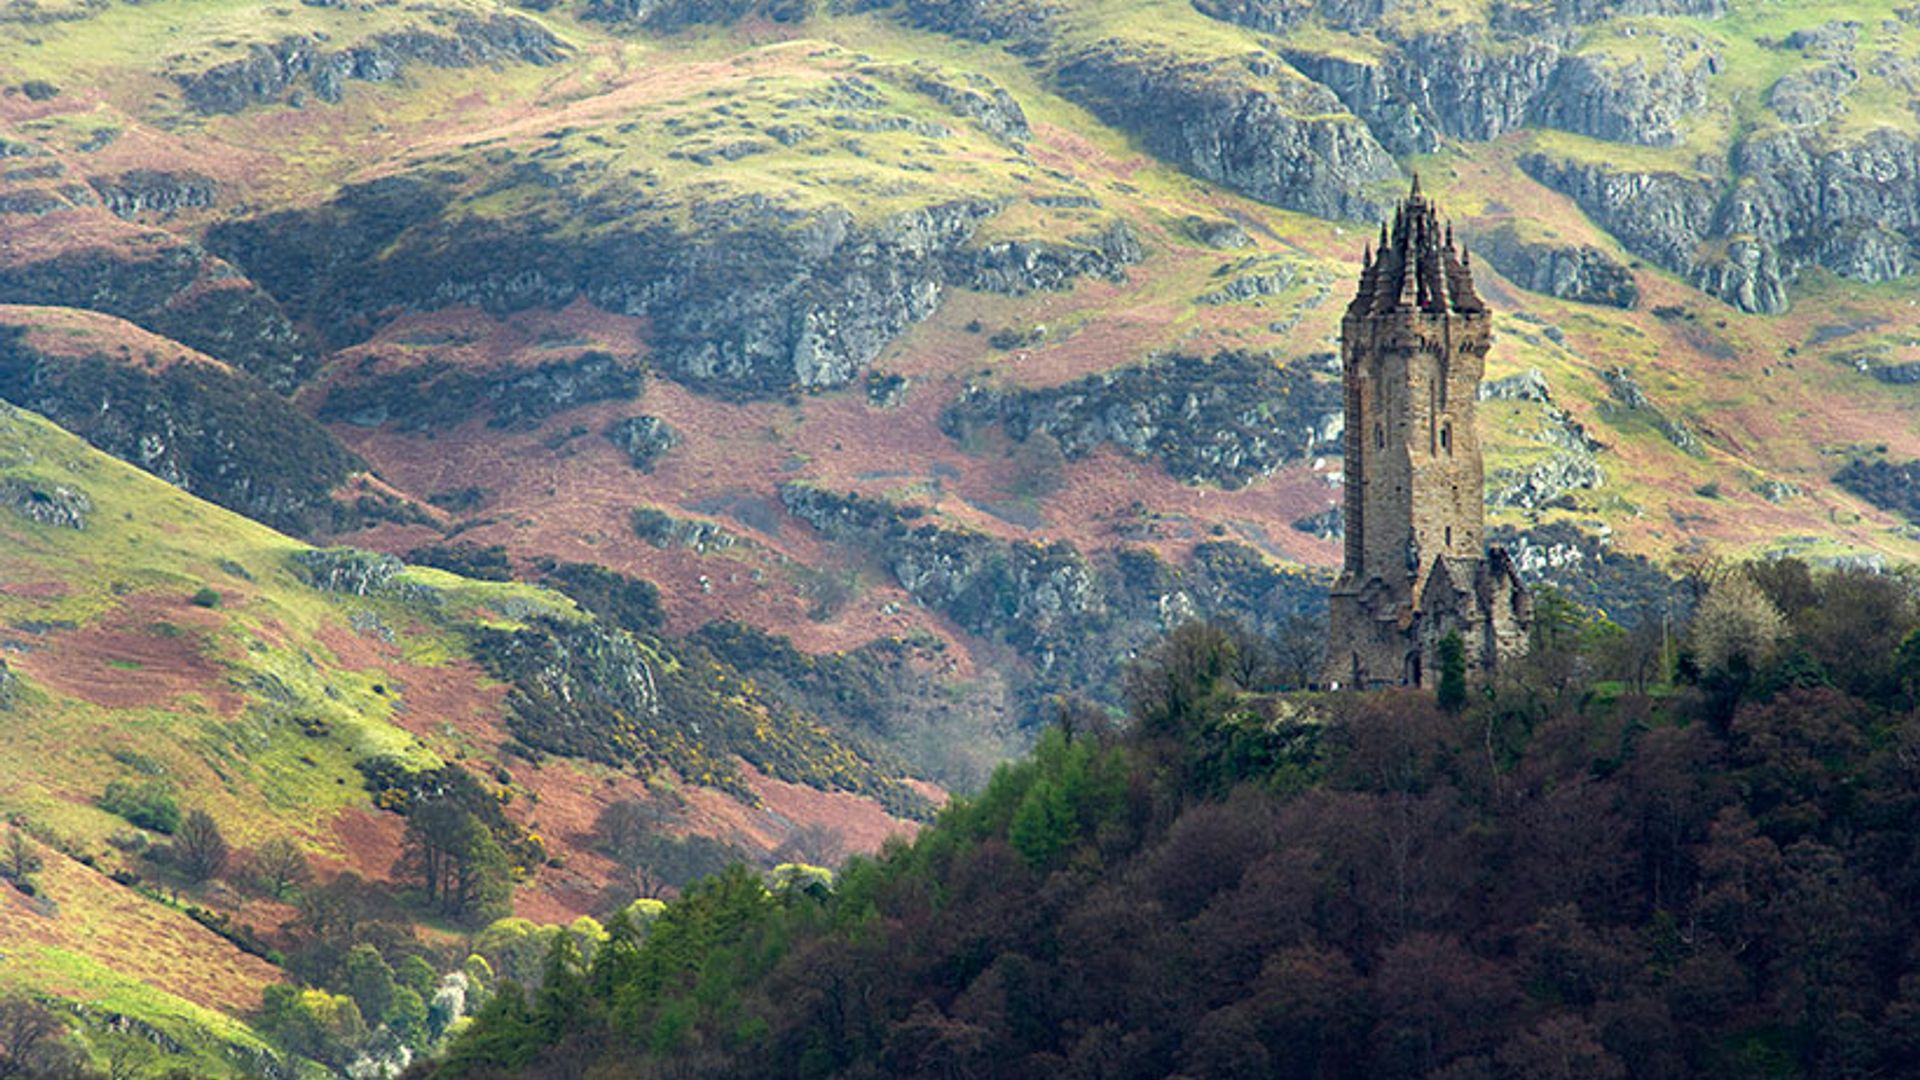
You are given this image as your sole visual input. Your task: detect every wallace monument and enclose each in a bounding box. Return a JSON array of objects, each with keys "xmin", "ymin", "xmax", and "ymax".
[{"xmin": 1323, "ymin": 179, "xmax": 1533, "ymax": 690}]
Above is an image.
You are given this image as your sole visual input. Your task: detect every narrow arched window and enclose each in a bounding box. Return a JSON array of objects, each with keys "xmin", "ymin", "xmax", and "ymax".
[
  {"xmin": 1440, "ymin": 422, "xmax": 1452, "ymax": 454},
  {"xmin": 1375, "ymin": 423, "xmax": 1385, "ymax": 449},
  {"xmin": 1445, "ymin": 525, "xmax": 1453, "ymax": 547}
]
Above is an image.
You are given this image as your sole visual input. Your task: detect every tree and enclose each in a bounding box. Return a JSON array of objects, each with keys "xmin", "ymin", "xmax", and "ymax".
[
  {"xmin": 399, "ymin": 800, "xmax": 510, "ymax": 922},
  {"xmin": 172, "ymin": 809, "xmax": 229, "ymax": 884},
  {"xmin": 1690, "ymin": 570, "xmax": 1786, "ymax": 674},
  {"xmin": 0, "ymin": 996, "xmax": 67, "ymax": 1079},
  {"xmin": 1124, "ymin": 621, "xmax": 1238, "ymax": 738},
  {"xmin": 1271, "ymin": 613, "xmax": 1326, "ymax": 690},
  {"xmin": 1, "ymin": 831, "xmax": 42, "ymax": 894},
  {"xmin": 251, "ymin": 836, "xmax": 311, "ymax": 899},
  {"xmin": 1436, "ymin": 633, "xmax": 1468, "ymax": 714},
  {"xmin": 344, "ymin": 944, "xmax": 398, "ymax": 1025}
]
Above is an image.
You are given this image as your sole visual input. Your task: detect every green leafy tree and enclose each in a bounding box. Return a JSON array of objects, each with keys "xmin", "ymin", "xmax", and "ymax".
[
  {"xmin": 384, "ymin": 987, "xmax": 430, "ymax": 1050},
  {"xmin": 99, "ymin": 778, "xmax": 181, "ymax": 834},
  {"xmin": 439, "ymin": 981, "xmax": 541, "ymax": 1075},
  {"xmin": 344, "ymin": 944, "xmax": 398, "ymax": 1025},
  {"xmin": 399, "ymin": 800, "xmax": 512, "ymax": 923},
  {"xmin": 395, "ymin": 954, "xmax": 439, "ymax": 1000}
]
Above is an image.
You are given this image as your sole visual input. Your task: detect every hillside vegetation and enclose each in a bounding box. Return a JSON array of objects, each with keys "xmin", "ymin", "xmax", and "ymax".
[
  {"xmin": 425, "ymin": 566, "xmax": 1920, "ymax": 1079},
  {"xmin": 0, "ymin": 401, "xmax": 926, "ymax": 1075},
  {"xmin": 12, "ymin": 0, "xmax": 1920, "ymax": 1071}
]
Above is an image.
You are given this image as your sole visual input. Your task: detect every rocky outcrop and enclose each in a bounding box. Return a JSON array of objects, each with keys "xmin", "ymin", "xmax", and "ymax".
[
  {"xmin": 1196, "ymin": 255, "xmax": 1297, "ymax": 305},
  {"xmin": 1769, "ymin": 62, "xmax": 1855, "ymax": 126},
  {"xmin": 0, "ymin": 325, "xmax": 361, "ymax": 536},
  {"xmin": 1511, "ymin": 153, "xmax": 1791, "ymax": 310},
  {"xmin": 583, "ymin": 0, "xmax": 814, "ymax": 30},
  {"xmin": 317, "ymin": 352, "xmax": 642, "ymax": 432},
  {"xmin": 1474, "ymin": 224, "xmax": 1638, "ymax": 307},
  {"xmin": 0, "ymin": 241, "xmax": 316, "ymax": 391},
  {"xmin": 606, "ymin": 415, "xmax": 679, "ymax": 471},
  {"xmin": 1291, "ymin": 505, "xmax": 1343, "ymax": 540},
  {"xmin": 1054, "ymin": 43, "xmax": 1398, "ymax": 221},
  {"xmin": 901, "ymin": 0, "xmax": 1062, "ymax": 48},
  {"xmin": 1480, "ymin": 368, "xmax": 1607, "ymax": 508},
  {"xmin": 290, "ymin": 548, "xmax": 448, "ymax": 604},
  {"xmin": 631, "ymin": 507, "xmax": 744, "ymax": 552},
  {"xmin": 1834, "ymin": 458, "xmax": 1920, "ymax": 524},
  {"xmin": 213, "ymin": 165, "xmax": 1143, "ymax": 396},
  {"xmin": 947, "ymin": 221, "xmax": 1141, "ymax": 294},
  {"xmin": 941, "ymin": 350, "xmax": 1342, "ymax": 488},
  {"xmin": 0, "ymin": 476, "xmax": 91, "ymax": 529},
  {"xmin": 1601, "ymin": 365, "xmax": 1702, "ymax": 454},
  {"xmin": 174, "ymin": 15, "xmax": 566, "ymax": 113},
  {"xmin": 1523, "ymin": 118, "xmax": 1920, "ymax": 314},
  {"xmin": 471, "ymin": 616, "xmax": 663, "ymax": 769},
  {"xmin": 86, "ymin": 170, "xmax": 217, "ymax": 220},
  {"xmin": 782, "ymin": 483, "xmax": 1329, "ymax": 704},
  {"xmin": 909, "ymin": 73, "xmax": 1032, "ymax": 144},
  {"xmin": 1535, "ymin": 41, "xmax": 1715, "ymax": 148},
  {"xmin": 1490, "ymin": 521, "xmax": 1678, "ymax": 628}
]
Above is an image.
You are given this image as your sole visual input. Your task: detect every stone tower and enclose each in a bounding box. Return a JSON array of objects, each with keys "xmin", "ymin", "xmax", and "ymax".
[{"xmin": 1322, "ymin": 178, "xmax": 1531, "ymax": 690}]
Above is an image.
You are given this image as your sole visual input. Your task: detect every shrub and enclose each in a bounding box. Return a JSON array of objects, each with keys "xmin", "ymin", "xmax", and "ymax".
[
  {"xmin": 99, "ymin": 779, "xmax": 182, "ymax": 834},
  {"xmin": 190, "ymin": 586, "xmax": 222, "ymax": 608}
]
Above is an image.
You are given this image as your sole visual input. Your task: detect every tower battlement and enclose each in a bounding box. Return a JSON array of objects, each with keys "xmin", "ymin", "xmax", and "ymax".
[{"xmin": 1323, "ymin": 179, "xmax": 1531, "ymax": 690}]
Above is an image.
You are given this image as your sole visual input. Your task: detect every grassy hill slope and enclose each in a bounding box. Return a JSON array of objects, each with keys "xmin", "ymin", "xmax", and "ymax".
[{"xmin": 0, "ymin": 400, "xmax": 926, "ymax": 1074}]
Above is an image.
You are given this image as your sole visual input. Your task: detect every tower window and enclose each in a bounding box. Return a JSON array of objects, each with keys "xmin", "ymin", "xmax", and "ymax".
[
  {"xmin": 1440, "ymin": 422, "xmax": 1452, "ymax": 454},
  {"xmin": 1375, "ymin": 423, "xmax": 1385, "ymax": 449},
  {"xmin": 1446, "ymin": 526, "xmax": 1453, "ymax": 546}
]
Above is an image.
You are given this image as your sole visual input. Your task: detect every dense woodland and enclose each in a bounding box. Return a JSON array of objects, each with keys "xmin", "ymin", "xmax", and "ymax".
[{"xmin": 396, "ymin": 559, "xmax": 1920, "ymax": 1080}]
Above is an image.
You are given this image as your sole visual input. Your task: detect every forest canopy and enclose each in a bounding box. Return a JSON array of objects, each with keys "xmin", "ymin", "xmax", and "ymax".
[{"xmin": 419, "ymin": 560, "xmax": 1920, "ymax": 1080}]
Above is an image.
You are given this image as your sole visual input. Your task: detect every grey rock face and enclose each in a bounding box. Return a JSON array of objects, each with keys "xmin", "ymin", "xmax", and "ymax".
[
  {"xmin": 1601, "ymin": 365, "xmax": 1702, "ymax": 453},
  {"xmin": 1291, "ymin": 505, "xmax": 1344, "ymax": 540},
  {"xmin": 1689, "ymin": 239, "xmax": 1789, "ymax": 316},
  {"xmin": 0, "ymin": 330, "xmax": 361, "ymax": 536},
  {"xmin": 1054, "ymin": 45, "xmax": 1398, "ymax": 221},
  {"xmin": 291, "ymin": 548, "xmax": 440, "ymax": 604},
  {"xmin": 85, "ymin": 170, "xmax": 217, "ymax": 220},
  {"xmin": 947, "ymin": 220, "xmax": 1142, "ymax": 295},
  {"xmin": 1480, "ymin": 370, "xmax": 1607, "ymax": 509},
  {"xmin": 910, "ymin": 73, "xmax": 1033, "ymax": 144},
  {"xmin": 0, "ymin": 242, "xmax": 316, "ymax": 392},
  {"xmin": 1196, "ymin": 256, "xmax": 1297, "ymax": 305},
  {"xmin": 1475, "ymin": 225, "xmax": 1638, "ymax": 308},
  {"xmin": 1768, "ymin": 62, "xmax": 1856, "ymax": 126},
  {"xmin": 0, "ymin": 477, "xmax": 90, "ymax": 529},
  {"xmin": 1537, "ymin": 43, "xmax": 1713, "ymax": 148},
  {"xmin": 1479, "ymin": 368, "xmax": 1554, "ymax": 403},
  {"xmin": 1519, "ymin": 154, "xmax": 1717, "ymax": 272},
  {"xmin": 631, "ymin": 507, "xmax": 743, "ymax": 553},
  {"xmin": 941, "ymin": 350, "xmax": 1342, "ymax": 488},
  {"xmin": 215, "ymin": 169, "xmax": 1138, "ymax": 397},
  {"xmin": 1280, "ymin": 49, "xmax": 1437, "ymax": 155},
  {"xmin": 318, "ymin": 352, "xmax": 642, "ymax": 433},
  {"xmin": 174, "ymin": 16, "xmax": 566, "ymax": 113},
  {"xmin": 606, "ymin": 416, "xmax": 679, "ymax": 471},
  {"xmin": 780, "ymin": 484, "xmax": 1328, "ymax": 694}
]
